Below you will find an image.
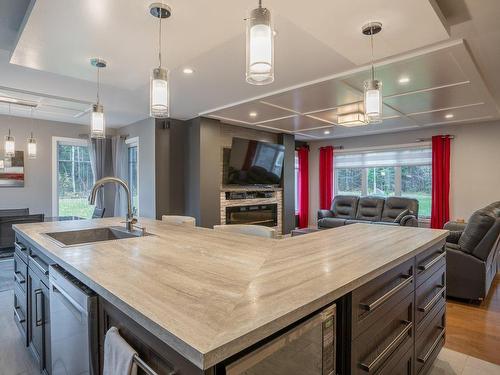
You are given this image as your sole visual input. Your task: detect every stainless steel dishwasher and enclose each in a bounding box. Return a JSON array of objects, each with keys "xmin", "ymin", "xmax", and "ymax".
[{"xmin": 49, "ymin": 265, "xmax": 98, "ymax": 375}]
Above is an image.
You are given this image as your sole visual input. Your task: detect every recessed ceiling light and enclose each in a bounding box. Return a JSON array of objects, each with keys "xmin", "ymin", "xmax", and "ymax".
[
  {"xmin": 182, "ymin": 67, "xmax": 194, "ymax": 74},
  {"xmin": 398, "ymin": 77, "xmax": 410, "ymax": 84},
  {"xmin": 324, "ymin": 130, "xmax": 331, "ymax": 135},
  {"xmin": 445, "ymin": 113, "xmax": 454, "ymax": 119},
  {"xmin": 249, "ymin": 111, "xmax": 258, "ymax": 117}
]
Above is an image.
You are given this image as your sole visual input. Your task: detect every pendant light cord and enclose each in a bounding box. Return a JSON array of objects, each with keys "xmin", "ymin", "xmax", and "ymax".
[
  {"xmin": 158, "ymin": 11, "xmax": 162, "ymax": 68},
  {"xmin": 370, "ymin": 26, "xmax": 375, "ymax": 81},
  {"xmin": 96, "ymin": 64, "xmax": 100, "ymax": 105}
]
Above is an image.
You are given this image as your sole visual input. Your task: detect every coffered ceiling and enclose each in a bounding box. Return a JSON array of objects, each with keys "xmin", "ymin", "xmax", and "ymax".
[{"xmin": 205, "ymin": 40, "xmax": 500, "ymax": 139}]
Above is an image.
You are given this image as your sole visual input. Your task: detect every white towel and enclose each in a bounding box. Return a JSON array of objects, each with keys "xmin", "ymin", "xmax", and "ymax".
[{"xmin": 103, "ymin": 327, "xmax": 138, "ymax": 375}]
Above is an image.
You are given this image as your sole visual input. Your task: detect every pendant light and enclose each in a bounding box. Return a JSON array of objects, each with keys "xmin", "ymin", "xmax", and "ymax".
[
  {"xmin": 27, "ymin": 108, "xmax": 37, "ymax": 159},
  {"xmin": 4, "ymin": 129, "xmax": 15, "ymax": 158},
  {"xmin": 4, "ymin": 104, "xmax": 15, "ymax": 158},
  {"xmin": 362, "ymin": 22, "xmax": 383, "ymax": 124},
  {"xmin": 90, "ymin": 58, "xmax": 106, "ymax": 138},
  {"xmin": 246, "ymin": 0, "xmax": 274, "ymax": 85},
  {"xmin": 149, "ymin": 3, "xmax": 171, "ymax": 119}
]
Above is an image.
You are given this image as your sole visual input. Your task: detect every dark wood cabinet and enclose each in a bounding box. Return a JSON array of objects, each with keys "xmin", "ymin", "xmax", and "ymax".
[{"xmin": 28, "ymin": 265, "xmax": 44, "ymax": 367}]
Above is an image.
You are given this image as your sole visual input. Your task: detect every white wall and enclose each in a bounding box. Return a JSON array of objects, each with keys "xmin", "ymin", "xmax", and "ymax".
[
  {"xmin": 0, "ymin": 115, "xmax": 94, "ymax": 216},
  {"xmin": 308, "ymin": 121, "xmax": 500, "ymax": 225},
  {"xmin": 118, "ymin": 117, "xmax": 156, "ymax": 219}
]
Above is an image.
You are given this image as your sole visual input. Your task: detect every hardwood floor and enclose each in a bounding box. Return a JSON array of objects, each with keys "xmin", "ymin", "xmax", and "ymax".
[{"xmin": 445, "ymin": 275, "xmax": 500, "ymax": 365}]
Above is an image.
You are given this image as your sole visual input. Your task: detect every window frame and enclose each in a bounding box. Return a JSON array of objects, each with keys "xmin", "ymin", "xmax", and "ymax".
[
  {"xmin": 125, "ymin": 137, "xmax": 139, "ymax": 216},
  {"xmin": 333, "ymin": 143, "xmax": 432, "ymax": 218},
  {"xmin": 51, "ymin": 136, "xmax": 93, "ymax": 217}
]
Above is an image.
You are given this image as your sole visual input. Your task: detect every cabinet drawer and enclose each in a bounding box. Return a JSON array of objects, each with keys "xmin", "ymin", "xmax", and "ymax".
[
  {"xmin": 14, "ymin": 281, "xmax": 28, "ymax": 344},
  {"xmin": 14, "ymin": 238, "xmax": 29, "ymax": 263},
  {"xmin": 415, "ymin": 242, "xmax": 446, "ymax": 286},
  {"xmin": 416, "ymin": 306, "xmax": 445, "ymax": 375},
  {"xmin": 415, "ymin": 266, "xmax": 446, "ymax": 327},
  {"xmin": 352, "ymin": 292, "xmax": 414, "ymax": 374},
  {"xmin": 28, "ymin": 248, "xmax": 51, "ymax": 287},
  {"xmin": 352, "ymin": 258, "xmax": 414, "ymax": 339},
  {"xmin": 14, "ymin": 253, "xmax": 28, "ymax": 293},
  {"xmin": 375, "ymin": 346, "xmax": 413, "ymax": 375}
]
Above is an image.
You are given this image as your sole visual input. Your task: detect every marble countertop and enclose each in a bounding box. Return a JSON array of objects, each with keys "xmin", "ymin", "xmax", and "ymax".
[{"xmin": 14, "ymin": 218, "xmax": 448, "ymax": 369}]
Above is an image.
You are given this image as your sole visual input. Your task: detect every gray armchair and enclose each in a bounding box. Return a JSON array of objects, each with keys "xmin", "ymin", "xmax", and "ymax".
[{"xmin": 445, "ymin": 202, "xmax": 500, "ymax": 301}]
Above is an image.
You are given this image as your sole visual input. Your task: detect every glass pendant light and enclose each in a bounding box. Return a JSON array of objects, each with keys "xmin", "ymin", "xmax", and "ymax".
[
  {"xmin": 90, "ymin": 58, "xmax": 107, "ymax": 138},
  {"xmin": 246, "ymin": 0, "xmax": 274, "ymax": 85},
  {"xmin": 362, "ymin": 22, "xmax": 383, "ymax": 124},
  {"xmin": 27, "ymin": 108, "xmax": 37, "ymax": 159},
  {"xmin": 149, "ymin": 3, "xmax": 171, "ymax": 118},
  {"xmin": 4, "ymin": 128, "xmax": 15, "ymax": 158}
]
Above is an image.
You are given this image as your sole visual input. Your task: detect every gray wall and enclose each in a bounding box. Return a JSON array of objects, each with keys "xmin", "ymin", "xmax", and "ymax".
[
  {"xmin": 0, "ymin": 115, "xmax": 93, "ymax": 216},
  {"xmin": 184, "ymin": 118, "xmax": 280, "ymax": 228},
  {"xmin": 118, "ymin": 117, "xmax": 156, "ymax": 219},
  {"xmin": 307, "ymin": 120, "xmax": 500, "ymax": 225},
  {"xmin": 279, "ymin": 133, "xmax": 296, "ymax": 234}
]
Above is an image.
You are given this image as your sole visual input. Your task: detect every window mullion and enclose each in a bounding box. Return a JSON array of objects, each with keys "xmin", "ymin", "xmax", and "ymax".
[
  {"xmin": 362, "ymin": 168, "xmax": 368, "ymax": 195},
  {"xmin": 395, "ymin": 167, "xmax": 402, "ymax": 196}
]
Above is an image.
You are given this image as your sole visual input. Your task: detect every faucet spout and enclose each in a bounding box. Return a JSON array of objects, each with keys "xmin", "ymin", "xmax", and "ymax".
[{"xmin": 89, "ymin": 177, "xmax": 136, "ymax": 231}]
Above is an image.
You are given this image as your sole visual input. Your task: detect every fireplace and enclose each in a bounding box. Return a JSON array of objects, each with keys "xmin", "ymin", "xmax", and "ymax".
[{"xmin": 226, "ymin": 204, "xmax": 278, "ymax": 227}]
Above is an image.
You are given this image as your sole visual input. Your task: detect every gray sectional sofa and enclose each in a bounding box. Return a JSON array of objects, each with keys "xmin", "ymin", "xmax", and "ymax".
[
  {"xmin": 445, "ymin": 201, "xmax": 500, "ymax": 301},
  {"xmin": 317, "ymin": 195, "xmax": 419, "ymax": 228}
]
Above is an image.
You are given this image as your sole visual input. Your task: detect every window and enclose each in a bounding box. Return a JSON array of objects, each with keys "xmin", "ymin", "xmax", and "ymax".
[
  {"xmin": 52, "ymin": 138, "xmax": 94, "ymax": 218},
  {"xmin": 334, "ymin": 146, "xmax": 432, "ymax": 218},
  {"xmin": 126, "ymin": 137, "xmax": 139, "ymax": 215}
]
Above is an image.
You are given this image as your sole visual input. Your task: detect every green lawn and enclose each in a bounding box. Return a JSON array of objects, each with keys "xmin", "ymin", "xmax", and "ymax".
[{"xmin": 58, "ymin": 197, "xmax": 94, "ymax": 219}]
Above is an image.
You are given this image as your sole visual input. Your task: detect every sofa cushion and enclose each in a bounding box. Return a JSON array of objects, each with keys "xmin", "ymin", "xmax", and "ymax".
[
  {"xmin": 331, "ymin": 195, "xmax": 359, "ymax": 219},
  {"xmin": 458, "ymin": 210, "xmax": 496, "ymax": 254},
  {"xmin": 345, "ymin": 219, "xmax": 373, "ymax": 225},
  {"xmin": 356, "ymin": 197, "xmax": 384, "ymax": 222},
  {"xmin": 318, "ymin": 217, "xmax": 346, "ymax": 228},
  {"xmin": 381, "ymin": 197, "xmax": 419, "ymax": 223}
]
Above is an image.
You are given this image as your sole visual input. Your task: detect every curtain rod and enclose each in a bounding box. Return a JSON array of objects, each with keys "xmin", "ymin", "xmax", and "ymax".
[
  {"xmin": 78, "ymin": 134, "xmax": 128, "ymax": 140},
  {"xmin": 318, "ymin": 145, "xmax": 344, "ymax": 150},
  {"xmin": 416, "ymin": 135, "xmax": 455, "ymax": 142}
]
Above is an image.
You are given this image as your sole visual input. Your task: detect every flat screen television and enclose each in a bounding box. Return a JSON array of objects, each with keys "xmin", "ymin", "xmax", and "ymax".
[{"xmin": 226, "ymin": 138, "xmax": 285, "ymax": 186}]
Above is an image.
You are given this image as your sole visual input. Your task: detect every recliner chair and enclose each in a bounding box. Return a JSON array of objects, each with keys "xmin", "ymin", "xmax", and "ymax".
[{"xmin": 445, "ymin": 201, "xmax": 500, "ymax": 301}]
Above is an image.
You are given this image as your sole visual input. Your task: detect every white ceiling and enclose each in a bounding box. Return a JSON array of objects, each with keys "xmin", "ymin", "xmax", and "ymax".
[{"xmin": 1, "ymin": 0, "xmax": 500, "ymax": 135}]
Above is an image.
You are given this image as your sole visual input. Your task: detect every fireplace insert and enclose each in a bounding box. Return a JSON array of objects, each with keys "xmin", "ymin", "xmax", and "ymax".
[{"xmin": 226, "ymin": 204, "xmax": 278, "ymax": 227}]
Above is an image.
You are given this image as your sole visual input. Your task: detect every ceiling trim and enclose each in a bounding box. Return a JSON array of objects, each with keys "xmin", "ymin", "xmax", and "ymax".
[{"xmin": 199, "ymin": 39, "xmax": 467, "ymax": 117}]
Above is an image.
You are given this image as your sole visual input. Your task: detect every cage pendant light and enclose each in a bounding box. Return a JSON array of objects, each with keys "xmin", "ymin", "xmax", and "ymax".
[
  {"xmin": 27, "ymin": 108, "xmax": 37, "ymax": 159},
  {"xmin": 246, "ymin": 0, "xmax": 274, "ymax": 85},
  {"xmin": 362, "ymin": 22, "xmax": 383, "ymax": 124},
  {"xmin": 90, "ymin": 58, "xmax": 106, "ymax": 139},
  {"xmin": 149, "ymin": 3, "xmax": 171, "ymax": 119}
]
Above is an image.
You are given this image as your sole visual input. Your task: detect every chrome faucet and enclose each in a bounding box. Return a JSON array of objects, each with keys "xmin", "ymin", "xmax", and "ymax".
[{"xmin": 89, "ymin": 177, "xmax": 137, "ymax": 232}]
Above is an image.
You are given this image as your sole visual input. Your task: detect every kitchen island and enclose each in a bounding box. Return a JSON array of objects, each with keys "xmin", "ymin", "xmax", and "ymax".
[{"xmin": 13, "ymin": 218, "xmax": 448, "ymax": 375}]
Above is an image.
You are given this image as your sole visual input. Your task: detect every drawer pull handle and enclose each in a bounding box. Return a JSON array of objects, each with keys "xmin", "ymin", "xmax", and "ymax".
[
  {"xmin": 14, "ymin": 271, "xmax": 25, "ymax": 285},
  {"xmin": 35, "ymin": 289, "xmax": 43, "ymax": 327},
  {"xmin": 418, "ymin": 251, "xmax": 445, "ymax": 271},
  {"xmin": 360, "ymin": 275, "xmax": 413, "ymax": 312},
  {"xmin": 14, "ymin": 306, "xmax": 25, "ymax": 323},
  {"xmin": 418, "ymin": 286, "xmax": 446, "ymax": 313},
  {"xmin": 359, "ymin": 320, "xmax": 412, "ymax": 372},
  {"xmin": 29, "ymin": 254, "xmax": 49, "ymax": 276},
  {"xmin": 14, "ymin": 242, "xmax": 27, "ymax": 252},
  {"xmin": 417, "ymin": 327, "xmax": 445, "ymax": 364}
]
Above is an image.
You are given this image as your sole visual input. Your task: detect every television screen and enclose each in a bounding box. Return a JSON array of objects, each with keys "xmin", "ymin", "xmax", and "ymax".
[{"xmin": 227, "ymin": 138, "xmax": 285, "ymax": 185}]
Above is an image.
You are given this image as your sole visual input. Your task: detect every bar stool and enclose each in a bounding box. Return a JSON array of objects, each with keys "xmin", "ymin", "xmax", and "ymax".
[
  {"xmin": 213, "ymin": 224, "xmax": 277, "ymax": 239},
  {"xmin": 161, "ymin": 215, "xmax": 196, "ymax": 227}
]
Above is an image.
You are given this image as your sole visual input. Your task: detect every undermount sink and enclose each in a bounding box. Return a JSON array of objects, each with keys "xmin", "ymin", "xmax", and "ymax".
[{"xmin": 43, "ymin": 226, "xmax": 151, "ymax": 247}]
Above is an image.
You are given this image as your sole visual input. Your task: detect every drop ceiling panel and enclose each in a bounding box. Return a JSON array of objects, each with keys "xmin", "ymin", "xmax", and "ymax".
[
  {"xmin": 262, "ymin": 81, "xmax": 362, "ymax": 114},
  {"xmin": 384, "ymin": 82, "xmax": 481, "ymax": 114},
  {"xmin": 306, "ymin": 104, "xmax": 402, "ymax": 124},
  {"xmin": 209, "ymin": 101, "xmax": 295, "ymax": 123},
  {"xmin": 341, "ymin": 49, "xmax": 469, "ymax": 97},
  {"xmin": 258, "ymin": 115, "xmax": 331, "ymax": 132},
  {"xmin": 408, "ymin": 103, "xmax": 494, "ymax": 125}
]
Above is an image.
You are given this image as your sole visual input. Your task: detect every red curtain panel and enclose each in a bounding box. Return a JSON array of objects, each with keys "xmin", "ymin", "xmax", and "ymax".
[
  {"xmin": 319, "ymin": 146, "xmax": 334, "ymax": 210},
  {"xmin": 297, "ymin": 146, "xmax": 309, "ymax": 228},
  {"xmin": 431, "ymin": 135, "xmax": 451, "ymax": 229}
]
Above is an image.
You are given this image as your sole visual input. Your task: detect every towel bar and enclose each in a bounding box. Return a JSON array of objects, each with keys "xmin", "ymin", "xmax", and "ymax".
[{"xmin": 133, "ymin": 354, "xmax": 176, "ymax": 375}]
